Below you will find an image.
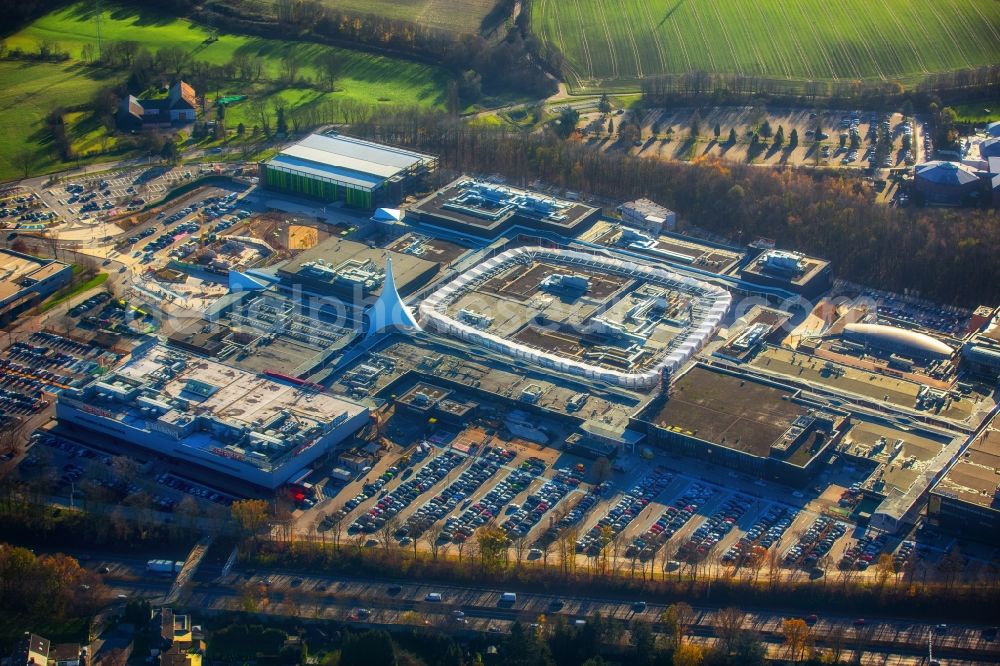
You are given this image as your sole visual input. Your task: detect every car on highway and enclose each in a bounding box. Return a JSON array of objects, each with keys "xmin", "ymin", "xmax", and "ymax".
[{"xmin": 425, "ymin": 592, "xmax": 443, "ymax": 602}]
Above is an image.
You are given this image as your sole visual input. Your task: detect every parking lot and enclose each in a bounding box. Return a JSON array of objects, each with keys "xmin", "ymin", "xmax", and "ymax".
[
  {"xmin": 0, "ymin": 330, "xmax": 120, "ymax": 419},
  {"xmin": 21, "ymin": 430, "xmax": 236, "ymax": 514},
  {"xmin": 0, "ymin": 187, "xmax": 59, "ymax": 229}
]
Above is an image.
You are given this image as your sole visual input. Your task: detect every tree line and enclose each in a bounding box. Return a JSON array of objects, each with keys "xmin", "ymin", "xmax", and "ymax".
[
  {"xmin": 190, "ymin": 0, "xmax": 556, "ymax": 102},
  {"xmin": 639, "ymin": 66, "xmax": 1000, "ymax": 111},
  {"xmin": 351, "ymin": 108, "xmax": 999, "ymax": 307}
]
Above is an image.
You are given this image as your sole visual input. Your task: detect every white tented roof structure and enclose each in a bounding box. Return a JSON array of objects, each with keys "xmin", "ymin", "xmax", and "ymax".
[
  {"xmin": 367, "ymin": 256, "xmax": 420, "ymax": 335},
  {"xmin": 419, "ymin": 246, "xmax": 731, "ymax": 389}
]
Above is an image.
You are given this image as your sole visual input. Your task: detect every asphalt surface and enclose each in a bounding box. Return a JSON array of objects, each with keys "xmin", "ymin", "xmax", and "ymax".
[{"xmin": 73, "ymin": 549, "xmax": 1000, "ymax": 664}]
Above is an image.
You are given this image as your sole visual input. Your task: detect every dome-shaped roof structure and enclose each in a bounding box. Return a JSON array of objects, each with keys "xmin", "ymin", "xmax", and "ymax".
[
  {"xmin": 843, "ymin": 323, "xmax": 953, "ymax": 358},
  {"xmin": 915, "ymin": 160, "xmax": 980, "ymax": 186}
]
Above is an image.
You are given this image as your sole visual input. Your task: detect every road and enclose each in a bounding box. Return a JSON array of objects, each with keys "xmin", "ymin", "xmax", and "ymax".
[{"xmin": 81, "ymin": 550, "xmax": 1000, "ymax": 665}]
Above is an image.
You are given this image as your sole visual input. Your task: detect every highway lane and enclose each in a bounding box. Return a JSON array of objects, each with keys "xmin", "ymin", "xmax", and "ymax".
[{"xmin": 80, "ymin": 550, "xmax": 999, "ymax": 663}]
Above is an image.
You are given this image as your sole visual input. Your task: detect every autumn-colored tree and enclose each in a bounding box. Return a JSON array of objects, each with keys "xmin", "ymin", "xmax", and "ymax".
[
  {"xmin": 231, "ymin": 499, "xmax": 270, "ymax": 547},
  {"xmin": 782, "ymin": 618, "xmax": 812, "ymax": 663},
  {"xmin": 477, "ymin": 523, "xmax": 509, "ymax": 573},
  {"xmin": 672, "ymin": 642, "xmax": 704, "ymax": 666}
]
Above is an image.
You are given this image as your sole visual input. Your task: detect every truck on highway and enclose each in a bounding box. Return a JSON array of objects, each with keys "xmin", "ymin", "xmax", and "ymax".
[{"xmin": 146, "ymin": 559, "xmax": 184, "ymax": 574}]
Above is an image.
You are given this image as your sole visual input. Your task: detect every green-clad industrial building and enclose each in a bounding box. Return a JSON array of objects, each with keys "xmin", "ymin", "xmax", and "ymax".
[{"xmin": 259, "ymin": 133, "xmax": 436, "ymax": 209}]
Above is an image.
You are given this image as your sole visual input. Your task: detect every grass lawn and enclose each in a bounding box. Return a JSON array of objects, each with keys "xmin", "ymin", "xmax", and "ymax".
[
  {"xmin": 532, "ymin": 0, "xmax": 1000, "ymax": 91},
  {"xmin": 290, "ymin": 0, "xmax": 500, "ymax": 34},
  {"xmin": 950, "ymin": 99, "xmax": 1000, "ymax": 124},
  {"xmin": 39, "ymin": 271, "xmax": 109, "ymax": 312},
  {"xmin": 0, "ymin": 60, "xmax": 115, "ymax": 180},
  {"xmin": 0, "ymin": 2, "xmax": 450, "ymax": 182}
]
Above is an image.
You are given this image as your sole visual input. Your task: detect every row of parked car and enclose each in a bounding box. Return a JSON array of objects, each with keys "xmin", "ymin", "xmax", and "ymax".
[
  {"xmin": 342, "ymin": 450, "xmax": 464, "ymax": 535},
  {"xmin": 156, "ymin": 473, "xmax": 232, "ymax": 505},
  {"xmin": 402, "ymin": 447, "xmax": 510, "ymax": 541},
  {"xmin": 681, "ymin": 494, "xmax": 752, "ymax": 559},
  {"xmin": 499, "ymin": 462, "xmax": 579, "ymax": 541},
  {"xmin": 627, "ymin": 481, "xmax": 712, "ymax": 561},
  {"xmin": 68, "ymin": 291, "xmax": 111, "ymax": 318},
  {"xmin": 445, "ymin": 456, "xmax": 546, "ymax": 544},
  {"xmin": 722, "ymin": 505, "xmax": 793, "ymax": 565},
  {"xmin": 839, "ymin": 532, "xmax": 890, "ymax": 571},
  {"xmin": 576, "ymin": 467, "xmax": 673, "ymax": 557},
  {"xmin": 785, "ymin": 516, "xmax": 848, "ymax": 569}
]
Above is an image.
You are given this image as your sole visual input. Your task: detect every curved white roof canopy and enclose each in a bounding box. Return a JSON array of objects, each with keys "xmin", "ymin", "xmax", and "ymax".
[{"xmin": 367, "ymin": 256, "xmax": 420, "ymax": 335}]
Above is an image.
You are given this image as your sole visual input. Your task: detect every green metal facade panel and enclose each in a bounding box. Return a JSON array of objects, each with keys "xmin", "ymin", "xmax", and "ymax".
[{"xmin": 263, "ymin": 165, "xmax": 374, "ymax": 208}]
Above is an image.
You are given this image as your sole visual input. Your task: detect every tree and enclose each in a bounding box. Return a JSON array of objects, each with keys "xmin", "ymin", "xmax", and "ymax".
[
  {"xmin": 631, "ymin": 621, "xmax": 655, "ymax": 666},
  {"xmin": 789, "ymin": 128, "xmax": 799, "ymax": 149},
  {"xmin": 340, "ymin": 630, "xmax": 395, "ymax": 666},
  {"xmin": 875, "ymin": 552, "xmax": 896, "ymax": 588},
  {"xmin": 713, "ymin": 122, "xmax": 721, "ymax": 139},
  {"xmin": 592, "ymin": 456, "xmax": 612, "ymax": 483},
  {"xmin": 276, "ymin": 106, "xmax": 288, "ymax": 136},
  {"xmin": 598, "ymin": 93, "xmax": 611, "ymax": 114},
  {"xmin": 12, "ymin": 149, "xmax": 37, "ymax": 179},
  {"xmin": 477, "ymin": 523, "xmax": 509, "ymax": 573},
  {"xmin": 715, "ymin": 607, "xmax": 744, "ymax": 654},
  {"xmin": 458, "ymin": 69, "xmax": 483, "ymax": 104},
  {"xmin": 690, "ymin": 110, "xmax": 701, "ymax": 138},
  {"xmin": 607, "ymin": 118, "xmax": 614, "ymax": 135},
  {"xmin": 672, "ymin": 643, "xmax": 704, "ymax": 666},
  {"xmin": 660, "ymin": 602, "xmax": 693, "ymax": 648},
  {"xmin": 160, "ymin": 139, "xmax": 177, "ymax": 163},
  {"xmin": 556, "ymin": 107, "xmax": 580, "ymax": 139},
  {"xmin": 317, "ymin": 50, "xmax": 342, "ymax": 91},
  {"xmin": 727, "ymin": 128, "xmax": 736, "ymax": 145},
  {"xmin": 773, "ymin": 125, "xmax": 784, "ymax": 148},
  {"xmin": 231, "ymin": 499, "xmax": 270, "ymax": 544},
  {"xmin": 281, "ymin": 51, "xmax": 301, "ymax": 84},
  {"xmin": 759, "ymin": 119, "xmax": 772, "ymax": 139},
  {"xmin": 782, "ymin": 618, "xmax": 811, "ymax": 663}
]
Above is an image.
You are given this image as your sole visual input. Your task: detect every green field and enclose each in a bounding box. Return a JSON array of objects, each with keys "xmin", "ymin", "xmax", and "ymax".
[
  {"xmin": 0, "ymin": 3, "xmax": 449, "ymax": 181},
  {"xmin": 532, "ymin": 0, "xmax": 1000, "ymax": 90},
  {"xmin": 264, "ymin": 0, "xmax": 502, "ymax": 33}
]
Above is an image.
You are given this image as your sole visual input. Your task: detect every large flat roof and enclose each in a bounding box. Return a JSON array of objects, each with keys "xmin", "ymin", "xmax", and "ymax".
[
  {"xmin": 279, "ymin": 237, "xmax": 438, "ymax": 297},
  {"xmin": 407, "ymin": 177, "xmax": 601, "ymax": 238},
  {"xmin": 645, "ymin": 364, "xmax": 811, "ymax": 457},
  {"xmin": 265, "ymin": 134, "xmax": 435, "ymax": 190},
  {"xmin": 933, "ymin": 417, "xmax": 1000, "ymax": 510}
]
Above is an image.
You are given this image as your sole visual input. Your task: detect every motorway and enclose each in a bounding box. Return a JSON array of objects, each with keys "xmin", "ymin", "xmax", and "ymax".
[{"xmin": 80, "ymin": 551, "xmax": 1000, "ymax": 665}]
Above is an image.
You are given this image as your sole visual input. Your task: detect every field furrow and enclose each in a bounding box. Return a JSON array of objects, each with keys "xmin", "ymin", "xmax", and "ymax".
[
  {"xmin": 946, "ymin": 0, "xmax": 994, "ymax": 61},
  {"xmin": 750, "ymin": 2, "xmax": 793, "ymax": 78},
  {"xmin": 634, "ymin": 0, "xmax": 668, "ymax": 73},
  {"xmin": 531, "ymin": 0, "xmax": 1000, "ymax": 90},
  {"xmin": 706, "ymin": 1, "xmax": 745, "ymax": 76},
  {"xmin": 794, "ymin": 1, "xmax": 839, "ymax": 79},
  {"xmin": 729, "ymin": 1, "xmax": 769, "ymax": 74},
  {"xmin": 570, "ymin": 0, "xmax": 596, "ymax": 80},
  {"xmin": 877, "ymin": 0, "xmax": 929, "ymax": 74},
  {"xmin": 615, "ymin": 1, "xmax": 645, "ymax": 79},
  {"xmin": 832, "ymin": 0, "xmax": 886, "ymax": 79},
  {"xmin": 666, "ymin": 9, "xmax": 693, "ymax": 71},
  {"xmin": 920, "ymin": 0, "xmax": 974, "ymax": 69},
  {"xmin": 961, "ymin": 0, "xmax": 1000, "ymax": 44},
  {"xmin": 593, "ymin": 0, "xmax": 621, "ymax": 79},
  {"xmin": 686, "ymin": 0, "xmax": 719, "ymax": 73}
]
